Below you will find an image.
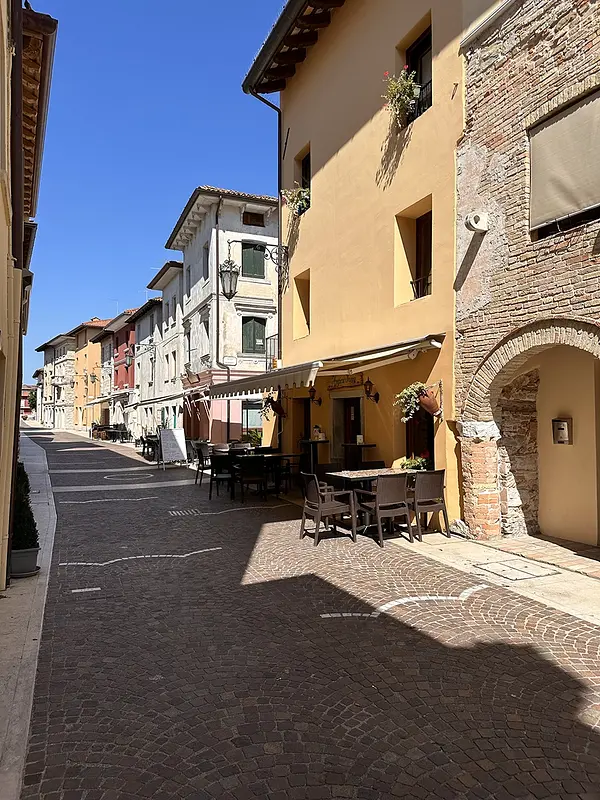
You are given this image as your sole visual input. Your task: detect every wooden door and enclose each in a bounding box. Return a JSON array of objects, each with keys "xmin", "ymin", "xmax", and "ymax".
[{"xmin": 343, "ymin": 398, "xmax": 362, "ymax": 443}]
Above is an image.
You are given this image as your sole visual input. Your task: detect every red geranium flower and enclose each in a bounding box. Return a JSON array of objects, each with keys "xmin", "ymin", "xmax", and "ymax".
[{"xmin": 384, "ymin": 71, "xmax": 389, "ymax": 77}]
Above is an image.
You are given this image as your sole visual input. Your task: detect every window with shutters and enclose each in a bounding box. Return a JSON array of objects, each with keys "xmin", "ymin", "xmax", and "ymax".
[
  {"xmin": 413, "ymin": 211, "xmax": 432, "ymax": 298},
  {"xmin": 185, "ymin": 265, "xmax": 191, "ymax": 297},
  {"xmin": 202, "ymin": 243, "xmax": 210, "ymax": 280},
  {"xmin": 243, "ymin": 211, "xmax": 265, "ymax": 227},
  {"xmin": 241, "ymin": 242, "xmax": 266, "ymax": 279},
  {"xmin": 242, "ymin": 316, "xmax": 266, "ymax": 355},
  {"xmin": 406, "ymin": 28, "xmax": 432, "ymax": 119}
]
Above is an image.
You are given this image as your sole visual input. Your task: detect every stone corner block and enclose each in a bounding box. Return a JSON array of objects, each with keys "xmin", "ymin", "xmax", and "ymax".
[{"xmin": 457, "ymin": 419, "xmax": 501, "ymax": 441}]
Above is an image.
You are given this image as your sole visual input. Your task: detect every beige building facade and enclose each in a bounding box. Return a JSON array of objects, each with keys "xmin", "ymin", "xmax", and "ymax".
[
  {"xmin": 223, "ymin": 0, "xmax": 500, "ymax": 520},
  {"xmin": 68, "ymin": 319, "xmax": 109, "ymax": 432},
  {"xmin": 0, "ymin": 5, "xmax": 57, "ymax": 588},
  {"xmin": 455, "ymin": 0, "xmax": 600, "ymax": 543}
]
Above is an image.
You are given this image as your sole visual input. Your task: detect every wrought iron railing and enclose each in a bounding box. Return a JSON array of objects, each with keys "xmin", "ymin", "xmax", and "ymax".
[
  {"xmin": 266, "ymin": 335, "xmax": 279, "ymax": 371},
  {"xmin": 412, "ymin": 80, "xmax": 432, "ymax": 120},
  {"xmin": 411, "ymin": 275, "xmax": 432, "ymax": 300}
]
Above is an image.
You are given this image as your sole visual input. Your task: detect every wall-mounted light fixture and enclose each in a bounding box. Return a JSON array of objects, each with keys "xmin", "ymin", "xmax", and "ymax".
[
  {"xmin": 219, "ymin": 241, "xmax": 240, "ymax": 301},
  {"xmin": 364, "ymin": 377, "xmax": 380, "ymax": 404},
  {"xmin": 308, "ymin": 385, "xmax": 322, "ymax": 406}
]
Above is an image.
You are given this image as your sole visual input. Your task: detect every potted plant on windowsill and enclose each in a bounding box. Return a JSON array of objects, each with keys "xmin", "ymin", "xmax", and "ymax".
[
  {"xmin": 282, "ymin": 185, "xmax": 311, "ymax": 216},
  {"xmin": 382, "ymin": 66, "xmax": 419, "ymax": 128},
  {"xmin": 10, "ymin": 462, "xmax": 40, "ymax": 578},
  {"xmin": 394, "ymin": 382, "xmax": 441, "ymax": 422}
]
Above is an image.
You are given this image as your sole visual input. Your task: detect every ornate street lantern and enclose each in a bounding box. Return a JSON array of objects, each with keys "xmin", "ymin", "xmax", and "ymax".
[{"xmin": 219, "ymin": 241, "xmax": 240, "ymax": 301}]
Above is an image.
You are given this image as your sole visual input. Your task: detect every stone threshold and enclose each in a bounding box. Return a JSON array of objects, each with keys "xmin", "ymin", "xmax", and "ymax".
[{"xmin": 476, "ymin": 534, "xmax": 600, "ymax": 581}]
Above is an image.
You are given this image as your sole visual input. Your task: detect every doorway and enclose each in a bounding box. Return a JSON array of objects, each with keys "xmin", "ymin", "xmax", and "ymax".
[
  {"xmin": 332, "ymin": 395, "xmax": 363, "ymax": 463},
  {"xmin": 406, "ymin": 407, "xmax": 434, "ymax": 467}
]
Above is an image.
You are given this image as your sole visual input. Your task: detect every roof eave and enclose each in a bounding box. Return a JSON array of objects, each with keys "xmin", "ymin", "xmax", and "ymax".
[{"xmin": 243, "ymin": 0, "xmax": 309, "ymax": 95}]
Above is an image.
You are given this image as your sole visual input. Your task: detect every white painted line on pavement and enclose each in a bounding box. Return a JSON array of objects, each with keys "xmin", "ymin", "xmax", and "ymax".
[
  {"xmin": 71, "ymin": 587, "xmax": 101, "ymax": 593},
  {"xmin": 53, "ymin": 479, "xmax": 197, "ymax": 493},
  {"xmin": 104, "ymin": 473, "xmax": 155, "ymax": 481},
  {"xmin": 168, "ymin": 504, "xmax": 290, "ymax": 517},
  {"xmin": 60, "ymin": 496, "xmax": 159, "ymax": 504},
  {"xmin": 320, "ymin": 584, "xmax": 490, "ymax": 619},
  {"xmin": 59, "ymin": 546, "xmax": 223, "ymax": 568},
  {"xmin": 50, "ymin": 466, "xmax": 155, "ymax": 474}
]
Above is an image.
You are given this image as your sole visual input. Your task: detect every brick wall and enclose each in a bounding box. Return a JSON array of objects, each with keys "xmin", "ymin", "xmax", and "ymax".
[{"xmin": 455, "ymin": 0, "xmax": 600, "ymax": 413}]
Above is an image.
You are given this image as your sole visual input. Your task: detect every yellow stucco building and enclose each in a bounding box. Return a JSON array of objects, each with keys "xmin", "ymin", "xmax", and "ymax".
[
  {"xmin": 210, "ymin": 0, "xmax": 499, "ymax": 521},
  {"xmin": 0, "ymin": 4, "xmax": 57, "ymax": 588},
  {"xmin": 68, "ymin": 319, "xmax": 109, "ymax": 432}
]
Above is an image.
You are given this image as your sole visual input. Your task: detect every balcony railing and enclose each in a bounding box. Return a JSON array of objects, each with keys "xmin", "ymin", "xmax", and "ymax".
[
  {"xmin": 411, "ymin": 275, "xmax": 432, "ymax": 300},
  {"xmin": 266, "ymin": 335, "xmax": 279, "ymax": 371},
  {"xmin": 411, "ymin": 80, "xmax": 432, "ymax": 121}
]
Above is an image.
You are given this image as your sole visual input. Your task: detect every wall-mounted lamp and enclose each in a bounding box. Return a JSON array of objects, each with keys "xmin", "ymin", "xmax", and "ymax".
[
  {"xmin": 219, "ymin": 241, "xmax": 240, "ymax": 301},
  {"xmin": 308, "ymin": 386, "xmax": 322, "ymax": 406},
  {"xmin": 364, "ymin": 377, "xmax": 379, "ymax": 404}
]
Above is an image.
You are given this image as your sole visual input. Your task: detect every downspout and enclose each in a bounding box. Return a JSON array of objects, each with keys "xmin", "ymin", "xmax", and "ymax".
[
  {"xmin": 213, "ymin": 196, "xmax": 232, "ymax": 441},
  {"xmin": 250, "ymin": 89, "xmax": 282, "ymax": 362},
  {"xmin": 5, "ymin": 0, "xmax": 24, "ymax": 587}
]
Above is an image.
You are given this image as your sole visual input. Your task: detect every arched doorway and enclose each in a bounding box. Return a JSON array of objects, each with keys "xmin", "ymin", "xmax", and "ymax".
[{"xmin": 459, "ymin": 319, "xmax": 600, "ymax": 543}]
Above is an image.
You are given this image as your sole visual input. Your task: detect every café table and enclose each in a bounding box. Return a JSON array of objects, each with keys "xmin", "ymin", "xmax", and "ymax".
[{"xmin": 326, "ymin": 467, "xmax": 416, "ymax": 491}]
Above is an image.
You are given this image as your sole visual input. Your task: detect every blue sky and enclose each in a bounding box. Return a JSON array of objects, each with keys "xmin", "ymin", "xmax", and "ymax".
[{"xmin": 24, "ymin": 0, "xmax": 282, "ymax": 378}]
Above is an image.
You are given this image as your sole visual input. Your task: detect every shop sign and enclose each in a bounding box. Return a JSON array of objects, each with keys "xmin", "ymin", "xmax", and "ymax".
[{"xmin": 328, "ymin": 372, "xmax": 364, "ymax": 392}]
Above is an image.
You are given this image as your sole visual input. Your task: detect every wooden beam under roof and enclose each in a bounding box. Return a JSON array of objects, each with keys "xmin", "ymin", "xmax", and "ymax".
[
  {"xmin": 259, "ymin": 79, "xmax": 287, "ymax": 93},
  {"xmin": 309, "ymin": 0, "xmax": 345, "ymax": 8},
  {"xmin": 266, "ymin": 64, "xmax": 296, "ymax": 80},
  {"xmin": 274, "ymin": 48, "xmax": 307, "ymax": 65},
  {"xmin": 298, "ymin": 10, "xmax": 331, "ymax": 28},
  {"xmin": 284, "ymin": 31, "xmax": 318, "ymax": 47}
]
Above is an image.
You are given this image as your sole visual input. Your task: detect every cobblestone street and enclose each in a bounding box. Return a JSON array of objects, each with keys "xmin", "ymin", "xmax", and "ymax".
[{"xmin": 18, "ymin": 431, "xmax": 600, "ymax": 799}]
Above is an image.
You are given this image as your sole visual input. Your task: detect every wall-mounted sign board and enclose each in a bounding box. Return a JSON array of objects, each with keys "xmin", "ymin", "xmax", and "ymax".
[
  {"xmin": 159, "ymin": 428, "xmax": 188, "ymax": 468},
  {"xmin": 328, "ymin": 372, "xmax": 364, "ymax": 392}
]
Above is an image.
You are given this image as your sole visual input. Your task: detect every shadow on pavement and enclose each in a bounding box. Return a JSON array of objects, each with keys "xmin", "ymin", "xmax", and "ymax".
[{"xmin": 19, "ymin": 434, "xmax": 600, "ymax": 799}]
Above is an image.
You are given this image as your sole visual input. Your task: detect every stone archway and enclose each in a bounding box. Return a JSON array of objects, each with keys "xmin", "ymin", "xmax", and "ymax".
[{"xmin": 459, "ymin": 318, "xmax": 600, "ymax": 538}]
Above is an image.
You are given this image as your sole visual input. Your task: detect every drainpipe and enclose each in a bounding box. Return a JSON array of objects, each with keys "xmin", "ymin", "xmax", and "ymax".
[
  {"xmin": 250, "ymin": 89, "xmax": 283, "ymax": 362},
  {"xmin": 213, "ymin": 196, "xmax": 232, "ymax": 441}
]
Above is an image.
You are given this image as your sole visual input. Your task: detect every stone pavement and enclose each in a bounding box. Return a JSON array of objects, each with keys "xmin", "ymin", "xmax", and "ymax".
[
  {"xmin": 17, "ymin": 430, "xmax": 600, "ymax": 799},
  {"xmin": 481, "ymin": 535, "xmax": 600, "ymax": 581}
]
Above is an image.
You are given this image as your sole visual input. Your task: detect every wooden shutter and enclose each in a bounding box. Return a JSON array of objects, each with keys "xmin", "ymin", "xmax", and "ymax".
[
  {"xmin": 242, "ymin": 243, "xmax": 265, "ymax": 278},
  {"xmin": 254, "ymin": 318, "xmax": 266, "ymax": 352},
  {"xmin": 242, "ymin": 317, "xmax": 253, "ymax": 352}
]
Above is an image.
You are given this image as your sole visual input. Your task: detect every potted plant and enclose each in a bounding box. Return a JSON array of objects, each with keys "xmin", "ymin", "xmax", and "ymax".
[
  {"xmin": 382, "ymin": 66, "xmax": 419, "ymax": 128},
  {"xmin": 260, "ymin": 393, "xmax": 287, "ymax": 420},
  {"xmin": 10, "ymin": 462, "xmax": 40, "ymax": 577},
  {"xmin": 394, "ymin": 382, "xmax": 441, "ymax": 422},
  {"xmin": 282, "ymin": 184, "xmax": 311, "ymax": 216},
  {"xmin": 395, "ymin": 455, "xmax": 428, "ymax": 470}
]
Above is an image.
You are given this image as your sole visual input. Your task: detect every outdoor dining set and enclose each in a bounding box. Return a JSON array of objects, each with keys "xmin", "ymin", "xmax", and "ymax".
[{"xmin": 189, "ymin": 441, "xmax": 450, "ymax": 549}]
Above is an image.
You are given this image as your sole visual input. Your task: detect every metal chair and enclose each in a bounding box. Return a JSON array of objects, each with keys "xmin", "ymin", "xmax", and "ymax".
[
  {"xmin": 409, "ymin": 470, "xmax": 450, "ymax": 541},
  {"xmin": 355, "ymin": 473, "xmax": 412, "ymax": 547},
  {"xmin": 300, "ymin": 473, "xmax": 357, "ymax": 547},
  {"xmin": 208, "ymin": 454, "xmax": 233, "ymax": 499},
  {"xmin": 192, "ymin": 441, "xmax": 211, "ymax": 486},
  {"xmin": 232, "ymin": 455, "xmax": 267, "ymax": 502}
]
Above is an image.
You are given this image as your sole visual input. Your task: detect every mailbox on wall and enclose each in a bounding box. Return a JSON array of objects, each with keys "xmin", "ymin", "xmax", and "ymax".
[{"xmin": 552, "ymin": 418, "xmax": 573, "ymax": 445}]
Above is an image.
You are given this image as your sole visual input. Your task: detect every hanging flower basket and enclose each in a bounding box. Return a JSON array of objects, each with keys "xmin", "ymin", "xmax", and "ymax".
[
  {"xmin": 260, "ymin": 393, "xmax": 287, "ymax": 420},
  {"xmin": 394, "ymin": 382, "xmax": 442, "ymax": 423},
  {"xmin": 382, "ymin": 66, "xmax": 419, "ymax": 128}
]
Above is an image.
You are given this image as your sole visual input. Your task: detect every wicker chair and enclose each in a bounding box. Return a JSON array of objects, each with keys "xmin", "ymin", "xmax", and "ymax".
[
  {"xmin": 355, "ymin": 473, "xmax": 412, "ymax": 547},
  {"xmin": 300, "ymin": 473, "xmax": 357, "ymax": 547},
  {"xmin": 231, "ymin": 455, "xmax": 268, "ymax": 503},
  {"xmin": 208, "ymin": 454, "xmax": 233, "ymax": 500},
  {"xmin": 192, "ymin": 441, "xmax": 211, "ymax": 486},
  {"xmin": 409, "ymin": 470, "xmax": 450, "ymax": 541}
]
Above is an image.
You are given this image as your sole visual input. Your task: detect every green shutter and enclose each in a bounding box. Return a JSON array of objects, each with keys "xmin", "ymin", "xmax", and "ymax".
[
  {"xmin": 242, "ymin": 243, "xmax": 265, "ymax": 278},
  {"xmin": 254, "ymin": 318, "xmax": 266, "ymax": 353},
  {"xmin": 242, "ymin": 318, "xmax": 253, "ymax": 352},
  {"xmin": 242, "ymin": 317, "xmax": 266, "ymax": 353}
]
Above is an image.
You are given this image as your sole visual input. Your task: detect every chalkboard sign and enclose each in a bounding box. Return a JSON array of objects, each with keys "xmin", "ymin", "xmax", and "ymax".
[{"xmin": 159, "ymin": 428, "xmax": 187, "ymax": 467}]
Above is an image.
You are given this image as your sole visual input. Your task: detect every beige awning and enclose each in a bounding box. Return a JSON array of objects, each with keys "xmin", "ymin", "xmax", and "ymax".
[
  {"xmin": 209, "ymin": 334, "xmax": 444, "ymax": 400},
  {"xmin": 209, "ymin": 361, "xmax": 323, "ymax": 399},
  {"xmin": 530, "ymin": 90, "xmax": 600, "ymax": 230}
]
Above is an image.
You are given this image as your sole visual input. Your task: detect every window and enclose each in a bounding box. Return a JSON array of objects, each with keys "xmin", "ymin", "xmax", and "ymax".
[
  {"xmin": 413, "ymin": 211, "xmax": 432, "ymax": 298},
  {"xmin": 406, "ymin": 27, "xmax": 432, "ymax": 118},
  {"xmin": 171, "ymin": 296, "xmax": 176, "ymax": 326},
  {"xmin": 185, "ymin": 330, "xmax": 191, "ymax": 365},
  {"xmin": 172, "ymin": 350, "xmax": 177, "ymax": 379},
  {"xmin": 185, "ymin": 265, "xmax": 191, "ymax": 297},
  {"xmin": 242, "ymin": 317, "xmax": 266, "ymax": 354},
  {"xmin": 149, "ymin": 312, "xmax": 155, "ymax": 337},
  {"xmin": 242, "ymin": 401, "xmax": 263, "ymax": 445},
  {"xmin": 301, "ymin": 151, "xmax": 311, "ymax": 190},
  {"xmin": 243, "ymin": 211, "xmax": 265, "ymax": 227},
  {"xmin": 164, "ymin": 353, "xmax": 169, "ymax": 382},
  {"xmin": 163, "ymin": 300, "xmax": 169, "ymax": 329},
  {"xmin": 293, "ymin": 269, "xmax": 311, "ymax": 339},
  {"xmin": 294, "ymin": 147, "xmax": 311, "ymax": 214},
  {"xmin": 202, "ymin": 243, "xmax": 210, "ymax": 281},
  {"xmin": 241, "ymin": 242, "xmax": 266, "ymax": 279},
  {"xmin": 530, "ymin": 90, "xmax": 600, "ymax": 237}
]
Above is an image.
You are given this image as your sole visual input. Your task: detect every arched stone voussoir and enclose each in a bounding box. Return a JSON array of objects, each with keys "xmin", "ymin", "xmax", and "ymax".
[{"xmin": 462, "ymin": 317, "xmax": 600, "ymax": 422}]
